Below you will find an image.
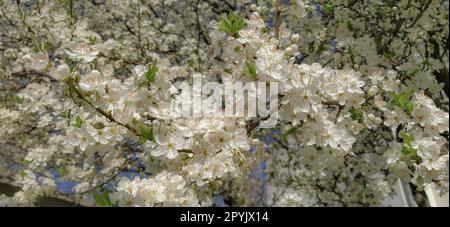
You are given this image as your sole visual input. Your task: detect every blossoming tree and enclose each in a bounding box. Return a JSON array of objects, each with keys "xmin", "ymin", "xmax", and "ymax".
[{"xmin": 0, "ymin": 0, "xmax": 448, "ymax": 207}]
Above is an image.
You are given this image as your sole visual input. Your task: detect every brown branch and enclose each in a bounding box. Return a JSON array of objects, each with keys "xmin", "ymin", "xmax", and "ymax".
[
  {"xmin": 66, "ymin": 79, "xmax": 139, "ymax": 135},
  {"xmin": 274, "ymin": 0, "xmax": 281, "ymax": 41}
]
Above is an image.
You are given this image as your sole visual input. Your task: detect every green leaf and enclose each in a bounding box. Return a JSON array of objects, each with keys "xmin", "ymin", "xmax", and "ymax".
[
  {"xmin": 390, "ymin": 92, "xmax": 414, "ymax": 114},
  {"xmin": 57, "ymin": 167, "xmax": 67, "ymax": 177},
  {"xmin": 399, "ymin": 131, "xmax": 418, "ymax": 157},
  {"xmin": 63, "ymin": 109, "xmax": 72, "ymax": 119},
  {"xmin": 75, "ymin": 115, "xmax": 84, "ymax": 128},
  {"xmin": 138, "ymin": 123, "xmax": 154, "ymax": 142},
  {"xmin": 68, "ymin": 63, "xmax": 77, "ymax": 73},
  {"xmin": 218, "ymin": 18, "xmax": 232, "ymax": 34},
  {"xmin": 244, "ymin": 59, "xmax": 257, "ymax": 80},
  {"xmin": 187, "ymin": 58, "xmax": 196, "ymax": 69},
  {"xmin": 139, "ymin": 136, "xmax": 146, "ymax": 145},
  {"xmin": 224, "ymin": 68, "xmax": 233, "ymax": 74},
  {"xmin": 401, "ymin": 145, "xmax": 417, "ymax": 155},
  {"xmin": 349, "ymin": 107, "xmax": 363, "ymax": 122},
  {"xmin": 11, "ymin": 95, "xmax": 24, "ymax": 104},
  {"xmin": 400, "ymin": 131, "xmax": 414, "ymax": 146},
  {"xmin": 219, "ymin": 12, "xmax": 246, "ymax": 38},
  {"xmin": 93, "ymin": 191, "xmax": 116, "ymax": 207},
  {"xmin": 347, "ymin": 21, "xmax": 354, "ymax": 32},
  {"xmin": 19, "ymin": 170, "xmax": 27, "ymax": 178},
  {"xmin": 145, "ymin": 65, "xmax": 158, "ymax": 84},
  {"xmin": 33, "ymin": 40, "xmax": 52, "ymax": 52},
  {"xmin": 322, "ymin": 1, "xmax": 334, "ymax": 15},
  {"xmin": 88, "ymin": 36, "xmax": 97, "ymax": 45},
  {"xmin": 92, "ymin": 121, "xmax": 105, "ymax": 130}
]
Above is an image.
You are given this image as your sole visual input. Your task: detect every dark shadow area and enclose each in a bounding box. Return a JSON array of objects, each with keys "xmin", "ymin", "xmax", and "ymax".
[{"xmin": 0, "ymin": 182, "xmax": 81, "ymax": 207}]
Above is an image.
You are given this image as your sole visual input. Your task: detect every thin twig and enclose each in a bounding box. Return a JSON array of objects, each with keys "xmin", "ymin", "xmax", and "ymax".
[
  {"xmin": 274, "ymin": 0, "xmax": 281, "ymax": 40},
  {"xmin": 66, "ymin": 79, "xmax": 139, "ymax": 135}
]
